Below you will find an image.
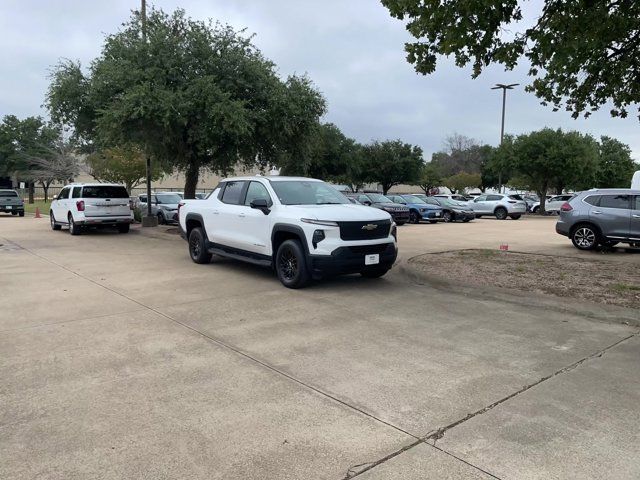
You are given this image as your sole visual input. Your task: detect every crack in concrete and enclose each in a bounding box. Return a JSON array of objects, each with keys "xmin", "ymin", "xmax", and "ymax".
[
  {"xmin": 342, "ymin": 332, "xmax": 638, "ymax": 479},
  {"xmin": 422, "ymin": 332, "xmax": 638, "ymax": 446}
]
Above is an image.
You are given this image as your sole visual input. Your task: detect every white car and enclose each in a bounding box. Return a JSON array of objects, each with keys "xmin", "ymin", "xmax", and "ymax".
[
  {"xmin": 468, "ymin": 193, "xmax": 527, "ymax": 219},
  {"xmin": 50, "ymin": 183, "xmax": 134, "ymax": 235},
  {"xmin": 178, "ymin": 176, "xmax": 398, "ymax": 288},
  {"xmin": 434, "ymin": 194, "xmax": 469, "ymax": 203},
  {"xmin": 540, "ymin": 194, "xmax": 574, "ymax": 214}
]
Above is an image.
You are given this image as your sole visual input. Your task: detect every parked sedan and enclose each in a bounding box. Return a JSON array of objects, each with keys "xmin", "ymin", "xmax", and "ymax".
[
  {"xmin": 0, "ymin": 189, "xmax": 25, "ymax": 216},
  {"xmin": 469, "ymin": 194, "xmax": 527, "ymax": 220},
  {"xmin": 348, "ymin": 193, "xmax": 410, "ymax": 225},
  {"xmin": 422, "ymin": 197, "xmax": 475, "ymax": 222},
  {"xmin": 138, "ymin": 192, "xmax": 182, "ymax": 224},
  {"xmin": 387, "ymin": 194, "xmax": 443, "ymax": 224}
]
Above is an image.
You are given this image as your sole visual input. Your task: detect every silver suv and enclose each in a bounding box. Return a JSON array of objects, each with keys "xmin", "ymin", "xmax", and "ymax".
[
  {"xmin": 556, "ymin": 189, "xmax": 640, "ymax": 250},
  {"xmin": 469, "ymin": 193, "xmax": 527, "ymax": 220},
  {"xmin": 138, "ymin": 192, "xmax": 182, "ymax": 224}
]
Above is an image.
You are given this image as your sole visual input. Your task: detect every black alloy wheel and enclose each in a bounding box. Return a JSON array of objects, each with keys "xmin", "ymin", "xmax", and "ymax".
[{"xmin": 276, "ymin": 239, "xmax": 310, "ymax": 288}]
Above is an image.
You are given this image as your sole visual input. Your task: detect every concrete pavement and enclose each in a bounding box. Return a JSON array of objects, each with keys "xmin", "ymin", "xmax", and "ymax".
[{"xmin": 1, "ymin": 215, "xmax": 638, "ymax": 479}]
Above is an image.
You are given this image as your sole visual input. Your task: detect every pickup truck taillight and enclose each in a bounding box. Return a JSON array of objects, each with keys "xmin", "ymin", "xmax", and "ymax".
[
  {"xmin": 129, "ymin": 199, "xmax": 134, "ymax": 210},
  {"xmin": 178, "ymin": 202, "xmax": 185, "ymax": 216},
  {"xmin": 76, "ymin": 200, "xmax": 85, "ymax": 212}
]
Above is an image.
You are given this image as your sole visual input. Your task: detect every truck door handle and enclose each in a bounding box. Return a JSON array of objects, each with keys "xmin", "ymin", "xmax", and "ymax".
[
  {"xmin": 238, "ymin": 213, "xmax": 246, "ymax": 218},
  {"xmin": 633, "ymin": 214, "xmax": 640, "ymax": 218},
  {"xmin": 212, "ymin": 210, "xmax": 219, "ymax": 215},
  {"xmin": 592, "ymin": 210, "xmax": 602, "ymax": 214}
]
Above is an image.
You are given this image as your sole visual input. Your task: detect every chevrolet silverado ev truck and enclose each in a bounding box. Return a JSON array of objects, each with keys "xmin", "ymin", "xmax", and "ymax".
[{"xmin": 178, "ymin": 176, "xmax": 398, "ymax": 288}]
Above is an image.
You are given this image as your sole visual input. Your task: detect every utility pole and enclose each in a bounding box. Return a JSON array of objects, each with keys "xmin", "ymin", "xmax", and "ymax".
[
  {"xmin": 140, "ymin": 0, "xmax": 158, "ymax": 227},
  {"xmin": 491, "ymin": 83, "xmax": 518, "ymax": 193}
]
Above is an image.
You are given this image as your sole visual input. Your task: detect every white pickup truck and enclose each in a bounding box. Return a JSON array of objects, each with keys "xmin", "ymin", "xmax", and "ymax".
[{"xmin": 178, "ymin": 176, "xmax": 398, "ymax": 288}]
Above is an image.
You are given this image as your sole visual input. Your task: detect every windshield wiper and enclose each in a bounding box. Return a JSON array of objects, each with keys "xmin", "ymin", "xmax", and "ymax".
[{"xmin": 316, "ymin": 201, "xmax": 343, "ymax": 205}]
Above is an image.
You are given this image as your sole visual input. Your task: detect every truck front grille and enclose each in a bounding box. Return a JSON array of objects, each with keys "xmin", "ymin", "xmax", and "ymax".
[{"xmin": 338, "ymin": 220, "xmax": 391, "ymax": 241}]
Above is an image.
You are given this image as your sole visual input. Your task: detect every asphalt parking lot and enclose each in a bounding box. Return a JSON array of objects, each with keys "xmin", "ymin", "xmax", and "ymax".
[{"xmin": 1, "ymin": 215, "xmax": 639, "ymax": 479}]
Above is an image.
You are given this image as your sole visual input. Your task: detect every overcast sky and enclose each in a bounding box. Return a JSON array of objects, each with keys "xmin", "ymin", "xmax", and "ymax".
[{"xmin": 1, "ymin": 0, "xmax": 638, "ymax": 160}]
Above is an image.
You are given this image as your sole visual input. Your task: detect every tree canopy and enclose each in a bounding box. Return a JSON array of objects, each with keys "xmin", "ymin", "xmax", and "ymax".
[
  {"xmin": 361, "ymin": 140, "xmax": 424, "ymax": 194},
  {"xmin": 382, "ymin": 0, "xmax": 640, "ymax": 120},
  {"xmin": 511, "ymin": 128, "xmax": 599, "ymax": 211},
  {"xmin": 595, "ymin": 136, "xmax": 638, "ymax": 188},
  {"xmin": 46, "ymin": 8, "xmax": 326, "ymax": 198}
]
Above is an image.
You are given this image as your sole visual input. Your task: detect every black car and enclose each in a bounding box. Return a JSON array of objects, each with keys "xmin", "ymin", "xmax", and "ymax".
[
  {"xmin": 348, "ymin": 192, "xmax": 410, "ymax": 225},
  {"xmin": 418, "ymin": 195, "xmax": 475, "ymax": 222}
]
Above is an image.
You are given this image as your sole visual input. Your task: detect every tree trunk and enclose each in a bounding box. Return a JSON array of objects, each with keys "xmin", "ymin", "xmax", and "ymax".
[
  {"xmin": 41, "ymin": 181, "xmax": 49, "ymax": 202},
  {"xmin": 28, "ymin": 182, "xmax": 34, "ymax": 204},
  {"xmin": 183, "ymin": 161, "xmax": 200, "ymax": 199},
  {"xmin": 537, "ymin": 185, "xmax": 548, "ymax": 214}
]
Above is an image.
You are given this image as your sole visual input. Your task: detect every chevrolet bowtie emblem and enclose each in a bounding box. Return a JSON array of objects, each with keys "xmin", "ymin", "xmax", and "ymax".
[{"xmin": 361, "ymin": 224, "xmax": 378, "ymax": 230}]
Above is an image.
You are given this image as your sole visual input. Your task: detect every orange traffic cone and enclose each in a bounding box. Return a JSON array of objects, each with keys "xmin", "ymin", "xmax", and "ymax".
[{"xmin": 35, "ymin": 207, "xmax": 41, "ymax": 218}]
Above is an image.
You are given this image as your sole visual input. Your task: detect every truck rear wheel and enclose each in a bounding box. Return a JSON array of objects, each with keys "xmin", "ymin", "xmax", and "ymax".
[{"xmin": 275, "ymin": 239, "xmax": 310, "ymax": 289}]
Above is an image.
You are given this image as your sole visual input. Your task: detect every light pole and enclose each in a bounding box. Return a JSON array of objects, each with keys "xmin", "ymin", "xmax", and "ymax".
[
  {"xmin": 491, "ymin": 83, "xmax": 518, "ymax": 193},
  {"xmin": 140, "ymin": 0, "xmax": 158, "ymax": 227}
]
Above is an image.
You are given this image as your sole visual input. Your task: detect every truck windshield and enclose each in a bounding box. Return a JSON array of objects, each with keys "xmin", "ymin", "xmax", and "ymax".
[
  {"xmin": 271, "ymin": 181, "xmax": 350, "ymax": 205},
  {"xmin": 0, "ymin": 190, "xmax": 18, "ymax": 197}
]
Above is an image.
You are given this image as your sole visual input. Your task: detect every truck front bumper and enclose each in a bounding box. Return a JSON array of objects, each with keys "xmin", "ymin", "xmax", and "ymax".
[{"xmin": 307, "ymin": 242, "xmax": 397, "ymax": 279}]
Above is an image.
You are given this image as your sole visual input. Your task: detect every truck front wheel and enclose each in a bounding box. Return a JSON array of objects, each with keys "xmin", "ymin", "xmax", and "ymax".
[
  {"xmin": 275, "ymin": 239, "xmax": 310, "ymax": 289},
  {"xmin": 188, "ymin": 227, "xmax": 212, "ymax": 264}
]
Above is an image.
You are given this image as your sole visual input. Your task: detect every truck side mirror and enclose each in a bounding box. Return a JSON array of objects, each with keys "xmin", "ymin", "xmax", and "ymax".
[{"xmin": 250, "ymin": 198, "xmax": 270, "ymax": 214}]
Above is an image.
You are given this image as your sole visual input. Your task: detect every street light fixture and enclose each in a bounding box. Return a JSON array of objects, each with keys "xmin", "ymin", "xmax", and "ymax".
[{"xmin": 491, "ymin": 83, "xmax": 519, "ymax": 192}]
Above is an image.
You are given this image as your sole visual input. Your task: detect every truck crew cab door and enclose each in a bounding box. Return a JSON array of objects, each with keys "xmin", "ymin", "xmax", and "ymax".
[{"xmin": 236, "ymin": 181, "xmax": 273, "ymax": 256}]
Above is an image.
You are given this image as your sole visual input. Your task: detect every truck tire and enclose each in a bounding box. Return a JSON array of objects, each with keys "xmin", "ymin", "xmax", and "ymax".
[
  {"xmin": 188, "ymin": 227, "xmax": 212, "ymax": 264},
  {"xmin": 275, "ymin": 239, "xmax": 310, "ymax": 289}
]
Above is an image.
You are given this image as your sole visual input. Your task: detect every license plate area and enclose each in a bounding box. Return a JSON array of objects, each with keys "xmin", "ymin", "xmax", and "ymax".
[{"xmin": 365, "ymin": 254, "xmax": 379, "ymax": 265}]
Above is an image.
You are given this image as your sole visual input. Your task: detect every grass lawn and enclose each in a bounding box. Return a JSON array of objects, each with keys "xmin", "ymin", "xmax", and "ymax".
[{"xmin": 23, "ymin": 200, "xmax": 51, "ymax": 215}]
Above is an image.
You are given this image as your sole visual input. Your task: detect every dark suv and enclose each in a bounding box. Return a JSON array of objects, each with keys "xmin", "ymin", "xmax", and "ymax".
[
  {"xmin": 556, "ymin": 189, "xmax": 640, "ymax": 250},
  {"xmin": 348, "ymin": 193, "xmax": 410, "ymax": 225}
]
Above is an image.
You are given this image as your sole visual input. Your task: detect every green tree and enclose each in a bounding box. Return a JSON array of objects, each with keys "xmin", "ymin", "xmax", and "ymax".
[
  {"xmin": 382, "ymin": 0, "xmax": 640, "ymax": 119},
  {"xmin": 512, "ymin": 128, "xmax": 598, "ymax": 212},
  {"xmin": 46, "ymin": 8, "xmax": 326, "ymax": 198},
  {"xmin": 86, "ymin": 145, "xmax": 166, "ymax": 193},
  {"xmin": 362, "ymin": 140, "xmax": 424, "ymax": 194},
  {"xmin": 413, "ymin": 162, "xmax": 442, "ymax": 194},
  {"xmin": 442, "ymin": 172, "xmax": 481, "ymax": 194},
  {"xmin": 0, "ymin": 115, "xmax": 60, "ymax": 202},
  {"xmin": 280, "ymin": 123, "xmax": 358, "ymax": 184},
  {"xmin": 481, "ymin": 137, "xmax": 512, "ymax": 191},
  {"xmin": 595, "ymin": 136, "xmax": 636, "ymax": 188}
]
